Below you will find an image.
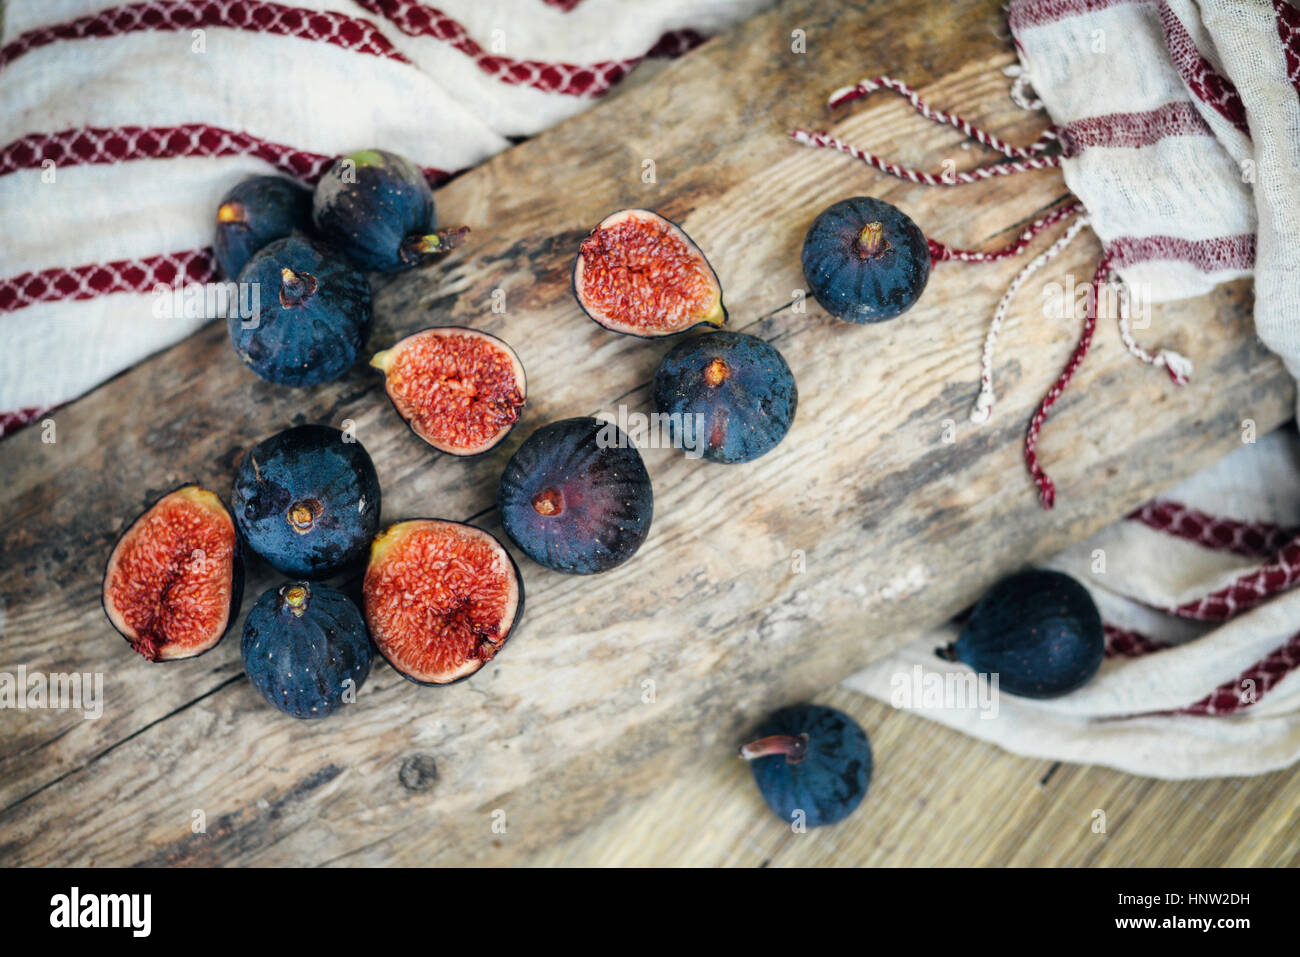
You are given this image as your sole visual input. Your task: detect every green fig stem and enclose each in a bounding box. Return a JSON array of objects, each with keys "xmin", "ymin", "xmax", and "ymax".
[
  {"xmin": 856, "ymin": 221, "xmax": 890, "ymax": 259},
  {"xmin": 739, "ymin": 733, "xmax": 809, "ymax": 764},
  {"xmin": 280, "ymin": 582, "xmax": 310, "ymax": 618},
  {"xmin": 279, "ymin": 268, "xmax": 318, "ymax": 308},
  {"xmin": 399, "ymin": 225, "xmax": 471, "ymax": 265}
]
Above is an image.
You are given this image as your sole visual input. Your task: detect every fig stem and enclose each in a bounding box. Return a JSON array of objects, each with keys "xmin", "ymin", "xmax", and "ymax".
[
  {"xmin": 936, "ymin": 644, "xmax": 960, "ymax": 662},
  {"xmin": 739, "ymin": 733, "xmax": 809, "ymax": 764},
  {"xmin": 281, "ymin": 582, "xmax": 310, "ymax": 617},
  {"xmin": 703, "ymin": 358, "xmax": 730, "ymax": 387},
  {"xmin": 400, "ymin": 225, "xmax": 471, "ymax": 264},
  {"xmin": 279, "ymin": 268, "xmax": 318, "ymax": 308},
  {"xmin": 856, "ymin": 221, "xmax": 889, "ymax": 258}
]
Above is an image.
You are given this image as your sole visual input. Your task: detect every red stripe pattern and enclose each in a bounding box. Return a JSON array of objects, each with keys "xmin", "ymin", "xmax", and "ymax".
[
  {"xmin": 1007, "ymin": 0, "xmax": 1140, "ymax": 33},
  {"xmin": 1106, "ymin": 233, "xmax": 1256, "ymax": 273},
  {"xmin": 1276, "ymin": 0, "xmax": 1300, "ymax": 97},
  {"xmin": 0, "ymin": 124, "xmax": 453, "ymax": 184},
  {"xmin": 0, "ymin": 407, "xmax": 51, "ymax": 439},
  {"xmin": 1060, "ymin": 101, "xmax": 1211, "ymax": 154},
  {"xmin": 1129, "ymin": 500, "xmax": 1297, "ymax": 559},
  {"xmin": 0, "ymin": 0, "xmax": 410, "ymax": 72},
  {"xmin": 0, "ymin": 249, "xmax": 217, "ymax": 315},
  {"xmin": 1104, "ymin": 624, "xmax": 1169, "ymax": 659},
  {"xmin": 1156, "ymin": 0, "xmax": 1250, "ymax": 136},
  {"xmin": 1168, "ymin": 536, "xmax": 1300, "ymax": 622},
  {"xmin": 353, "ymin": 0, "xmax": 703, "ymax": 97},
  {"xmin": 1178, "ymin": 631, "xmax": 1300, "ymax": 715}
]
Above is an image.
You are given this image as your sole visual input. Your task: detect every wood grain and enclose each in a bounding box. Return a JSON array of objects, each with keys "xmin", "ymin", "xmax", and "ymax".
[{"xmin": 0, "ymin": 0, "xmax": 1291, "ymax": 866}]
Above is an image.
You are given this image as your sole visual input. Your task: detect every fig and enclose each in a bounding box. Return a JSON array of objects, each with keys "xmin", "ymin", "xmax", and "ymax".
[
  {"xmin": 370, "ymin": 327, "xmax": 526, "ymax": 456},
  {"xmin": 229, "ymin": 235, "xmax": 372, "ymax": 387},
  {"xmin": 102, "ymin": 484, "xmax": 244, "ymax": 662},
  {"xmin": 653, "ymin": 331, "xmax": 798, "ymax": 464},
  {"xmin": 497, "ymin": 417, "xmax": 653, "ymax": 574},
  {"xmin": 312, "ymin": 149, "xmax": 468, "ymax": 273},
  {"xmin": 741, "ymin": 704, "xmax": 873, "ymax": 829},
  {"xmin": 214, "ymin": 176, "xmax": 312, "ymax": 279},
  {"xmin": 363, "ymin": 520, "xmax": 524, "ymax": 685},
  {"xmin": 801, "ymin": 196, "xmax": 930, "ymax": 323},
  {"xmin": 572, "ymin": 208, "xmax": 726, "ymax": 337},
  {"xmin": 231, "ymin": 425, "xmax": 381, "ymax": 579},
  {"xmin": 241, "ymin": 581, "xmax": 372, "ymax": 719},
  {"xmin": 938, "ymin": 569, "xmax": 1104, "ymax": 698}
]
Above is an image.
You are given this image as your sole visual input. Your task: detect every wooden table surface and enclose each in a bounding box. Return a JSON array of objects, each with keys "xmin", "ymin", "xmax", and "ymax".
[{"xmin": 1, "ymin": 0, "xmax": 1294, "ymax": 867}]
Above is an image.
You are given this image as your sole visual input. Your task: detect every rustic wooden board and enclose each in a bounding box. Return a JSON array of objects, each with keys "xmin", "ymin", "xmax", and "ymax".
[
  {"xmin": 0, "ymin": 0, "xmax": 1291, "ymax": 866},
  {"xmin": 532, "ymin": 689, "xmax": 1300, "ymax": 867}
]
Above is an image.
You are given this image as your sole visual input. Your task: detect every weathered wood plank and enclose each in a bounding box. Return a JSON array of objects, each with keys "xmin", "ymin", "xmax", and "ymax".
[{"xmin": 0, "ymin": 0, "xmax": 1290, "ymax": 865}]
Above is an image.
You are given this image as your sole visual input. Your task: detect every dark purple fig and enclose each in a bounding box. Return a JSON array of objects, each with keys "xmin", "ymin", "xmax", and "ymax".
[
  {"xmin": 497, "ymin": 417, "xmax": 653, "ymax": 574},
  {"xmin": 241, "ymin": 581, "xmax": 372, "ymax": 719},
  {"xmin": 801, "ymin": 196, "xmax": 930, "ymax": 323},
  {"xmin": 229, "ymin": 235, "xmax": 372, "ymax": 386},
  {"xmin": 573, "ymin": 209, "xmax": 726, "ymax": 337},
  {"xmin": 102, "ymin": 485, "xmax": 244, "ymax": 662},
  {"xmin": 214, "ymin": 176, "xmax": 312, "ymax": 279},
  {"xmin": 312, "ymin": 149, "xmax": 468, "ymax": 273},
  {"xmin": 653, "ymin": 331, "xmax": 797, "ymax": 463},
  {"xmin": 371, "ymin": 327, "xmax": 526, "ymax": 456},
  {"xmin": 741, "ymin": 704, "xmax": 873, "ymax": 828},
  {"xmin": 231, "ymin": 425, "xmax": 381, "ymax": 580},
  {"xmin": 363, "ymin": 519, "xmax": 524, "ymax": 685},
  {"xmin": 938, "ymin": 569, "xmax": 1104, "ymax": 698}
]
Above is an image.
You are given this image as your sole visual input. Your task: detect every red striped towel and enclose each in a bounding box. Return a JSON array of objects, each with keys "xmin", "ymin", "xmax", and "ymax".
[{"xmin": 0, "ymin": 0, "xmax": 769, "ymax": 430}]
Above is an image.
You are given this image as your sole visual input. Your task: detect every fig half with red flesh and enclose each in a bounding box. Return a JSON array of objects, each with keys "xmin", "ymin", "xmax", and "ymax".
[
  {"xmin": 371, "ymin": 327, "xmax": 526, "ymax": 456},
  {"xmin": 573, "ymin": 209, "xmax": 726, "ymax": 337},
  {"xmin": 363, "ymin": 520, "xmax": 524, "ymax": 685},
  {"xmin": 102, "ymin": 485, "xmax": 244, "ymax": 662}
]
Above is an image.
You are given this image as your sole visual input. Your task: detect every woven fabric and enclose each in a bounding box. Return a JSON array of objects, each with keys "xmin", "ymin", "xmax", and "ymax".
[{"xmin": 0, "ymin": 0, "xmax": 768, "ymax": 421}]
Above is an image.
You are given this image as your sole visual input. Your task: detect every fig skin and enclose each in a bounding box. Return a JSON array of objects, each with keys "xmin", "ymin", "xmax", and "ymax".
[
  {"xmin": 653, "ymin": 331, "xmax": 798, "ymax": 464},
  {"xmin": 572, "ymin": 208, "xmax": 727, "ymax": 338},
  {"xmin": 229, "ymin": 235, "xmax": 373, "ymax": 387},
  {"xmin": 241, "ymin": 581, "xmax": 372, "ymax": 719},
  {"xmin": 312, "ymin": 149, "xmax": 468, "ymax": 273},
  {"xmin": 938, "ymin": 569, "xmax": 1104, "ymax": 699},
  {"xmin": 801, "ymin": 196, "xmax": 930, "ymax": 323},
  {"xmin": 497, "ymin": 417, "xmax": 653, "ymax": 574},
  {"xmin": 214, "ymin": 176, "xmax": 313, "ymax": 279},
  {"xmin": 370, "ymin": 327, "xmax": 527, "ymax": 457},
  {"xmin": 363, "ymin": 519, "xmax": 525, "ymax": 686},
  {"xmin": 102, "ymin": 484, "xmax": 245, "ymax": 662},
  {"xmin": 231, "ymin": 425, "xmax": 381, "ymax": 579},
  {"xmin": 740, "ymin": 704, "xmax": 873, "ymax": 828}
]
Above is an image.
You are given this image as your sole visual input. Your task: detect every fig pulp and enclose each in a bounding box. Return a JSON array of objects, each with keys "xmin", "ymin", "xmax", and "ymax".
[
  {"xmin": 363, "ymin": 520, "xmax": 524, "ymax": 685},
  {"xmin": 497, "ymin": 417, "xmax": 653, "ymax": 574},
  {"xmin": 102, "ymin": 485, "xmax": 244, "ymax": 662},
  {"xmin": 242, "ymin": 581, "xmax": 372, "ymax": 719},
  {"xmin": 573, "ymin": 209, "xmax": 726, "ymax": 337},
  {"xmin": 801, "ymin": 196, "xmax": 930, "ymax": 323},
  {"xmin": 939, "ymin": 569, "xmax": 1104, "ymax": 698},
  {"xmin": 371, "ymin": 327, "xmax": 526, "ymax": 456},
  {"xmin": 741, "ymin": 704, "xmax": 873, "ymax": 828},
  {"xmin": 231, "ymin": 425, "xmax": 381, "ymax": 579},
  {"xmin": 312, "ymin": 149, "xmax": 468, "ymax": 273},
  {"xmin": 214, "ymin": 176, "xmax": 312, "ymax": 279},
  {"xmin": 653, "ymin": 331, "xmax": 798, "ymax": 464},
  {"xmin": 229, "ymin": 235, "xmax": 373, "ymax": 386}
]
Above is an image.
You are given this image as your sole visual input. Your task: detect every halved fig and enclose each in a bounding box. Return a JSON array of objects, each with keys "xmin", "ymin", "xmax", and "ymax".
[
  {"xmin": 370, "ymin": 327, "xmax": 526, "ymax": 456},
  {"xmin": 572, "ymin": 208, "xmax": 726, "ymax": 337},
  {"xmin": 102, "ymin": 485, "xmax": 244, "ymax": 662},
  {"xmin": 362, "ymin": 519, "xmax": 524, "ymax": 685}
]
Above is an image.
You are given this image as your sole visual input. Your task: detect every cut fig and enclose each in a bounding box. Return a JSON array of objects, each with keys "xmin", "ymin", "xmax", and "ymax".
[
  {"xmin": 572, "ymin": 208, "xmax": 726, "ymax": 337},
  {"xmin": 102, "ymin": 485, "xmax": 244, "ymax": 662},
  {"xmin": 370, "ymin": 327, "xmax": 526, "ymax": 456},
  {"xmin": 362, "ymin": 519, "xmax": 524, "ymax": 685}
]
